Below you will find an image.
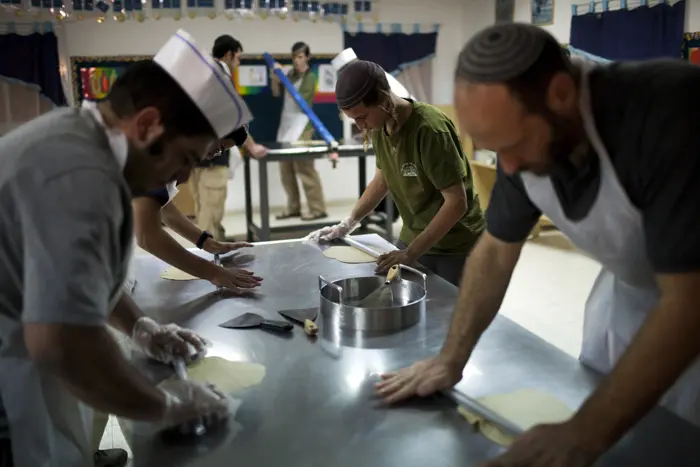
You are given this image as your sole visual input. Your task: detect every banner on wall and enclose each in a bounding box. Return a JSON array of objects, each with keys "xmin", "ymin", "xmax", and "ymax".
[
  {"xmin": 71, "ymin": 54, "xmax": 342, "ymax": 142},
  {"xmin": 681, "ymin": 32, "xmax": 700, "ymax": 65},
  {"xmin": 71, "ymin": 56, "xmax": 150, "ymax": 101},
  {"xmin": 232, "ymin": 61, "xmax": 337, "ymax": 104}
]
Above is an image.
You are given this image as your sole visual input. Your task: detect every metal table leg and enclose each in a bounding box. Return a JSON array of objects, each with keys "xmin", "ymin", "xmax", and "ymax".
[
  {"xmin": 244, "ymin": 156, "xmax": 253, "ymax": 242},
  {"xmin": 358, "ymin": 155, "xmax": 366, "ymax": 196},
  {"xmin": 259, "ymin": 159, "xmax": 271, "ymax": 241},
  {"xmin": 384, "ymin": 194, "xmax": 394, "ymax": 242}
]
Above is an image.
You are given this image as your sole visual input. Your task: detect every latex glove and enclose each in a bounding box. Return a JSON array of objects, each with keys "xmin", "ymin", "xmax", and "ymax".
[
  {"xmin": 305, "ymin": 216, "xmax": 360, "ymax": 243},
  {"xmin": 132, "ymin": 317, "xmax": 210, "ymax": 364},
  {"xmin": 159, "ymin": 380, "xmax": 230, "ymax": 430}
]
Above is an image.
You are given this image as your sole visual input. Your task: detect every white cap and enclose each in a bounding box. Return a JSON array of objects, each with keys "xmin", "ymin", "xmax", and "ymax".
[
  {"xmin": 331, "ymin": 47, "xmax": 413, "ymax": 100},
  {"xmin": 154, "ymin": 29, "xmax": 253, "ymax": 139},
  {"xmin": 331, "ymin": 48, "xmax": 358, "ymax": 72}
]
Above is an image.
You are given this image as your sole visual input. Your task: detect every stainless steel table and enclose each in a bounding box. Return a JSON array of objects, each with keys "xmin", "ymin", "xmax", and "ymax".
[
  {"xmin": 128, "ymin": 234, "xmax": 700, "ymax": 466},
  {"xmin": 243, "ymin": 142, "xmax": 395, "ymax": 242}
]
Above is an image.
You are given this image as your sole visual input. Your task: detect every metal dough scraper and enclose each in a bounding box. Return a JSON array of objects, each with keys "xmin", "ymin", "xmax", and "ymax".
[
  {"xmin": 357, "ymin": 264, "xmax": 400, "ymax": 307},
  {"xmin": 277, "ymin": 307, "xmax": 318, "ymax": 324},
  {"xmin": 220, "ymin": 312, "xmax": 293, "ymax": 333}
]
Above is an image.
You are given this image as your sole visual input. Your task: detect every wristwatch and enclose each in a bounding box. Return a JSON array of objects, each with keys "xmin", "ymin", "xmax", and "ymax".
[{"xmin": 196, "ymin": 231, "xmax": 213, "ymax": 249}]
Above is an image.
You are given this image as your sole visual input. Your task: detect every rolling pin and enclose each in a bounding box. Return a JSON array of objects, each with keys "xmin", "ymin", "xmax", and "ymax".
[
  {"xmin": 341, "ymin": 236, "xmax": 384, "ymax": 258},
  {"xmin": 445, "ymin": 389, "xmax": 523, "ymax": 439},
  {"xmin": 214, "ymin": 253, "xmax": 222, "ymax": 294}
]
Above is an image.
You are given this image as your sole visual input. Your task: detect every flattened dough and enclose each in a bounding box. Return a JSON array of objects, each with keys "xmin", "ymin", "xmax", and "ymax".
[
  {"xmin": 161, "ymin": 266, "xmax": 199, "ymax": 281},
  {"xmin": 458, "ymin": 388, "xmax": 574, "ymax": 446},
  {"xmin": 167, "ymin": 356, "xmax": 266, "ymax": 394},
  {"xmin": 323, "ymin": 246, "xmax": 375, "ymax": 264}
]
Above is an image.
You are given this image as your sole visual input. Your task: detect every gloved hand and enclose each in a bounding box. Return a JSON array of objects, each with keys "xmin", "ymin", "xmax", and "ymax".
[
  {"xmin": 159, "ymin": 379, "xmax": 230, "ymax": 430},
  {"xmin": 132, "ymin": 317, "xmax": 210, "ymax": 365},
  {"xmin": 305, "ymin": 216, "xmax": 361, "ymax": 243}
]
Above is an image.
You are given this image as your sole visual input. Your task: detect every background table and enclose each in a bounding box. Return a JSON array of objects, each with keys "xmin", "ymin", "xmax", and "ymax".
[{"xmin": 243, "ymin": 142, "xmax": 394, "ymax": 242}]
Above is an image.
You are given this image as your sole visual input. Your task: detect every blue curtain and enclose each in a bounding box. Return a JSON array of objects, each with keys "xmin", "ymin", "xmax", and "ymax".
[
  {"xmin": 0, "ymin": 32, "xmax": 66, "ymax": 106},
  {"xmin": 569, "ymin": 0, "xmax": 686, "ymax": 61},
  {"xmin": 343, "ymin": 31, "xmax": 437, "ymax": 223},
  {"xmin": 343, "ymin": 31, "xmax": 437, "ymax": 74}
]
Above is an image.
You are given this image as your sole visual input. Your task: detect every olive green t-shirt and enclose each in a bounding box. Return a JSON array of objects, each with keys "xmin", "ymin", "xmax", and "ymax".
[{"xmin": 373, "ymin": 100, "xmax": 485, "ymax": 255}]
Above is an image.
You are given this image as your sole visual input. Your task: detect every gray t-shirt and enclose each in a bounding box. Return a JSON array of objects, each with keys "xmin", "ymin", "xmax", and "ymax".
[{"xmin": 0, "ymin": 108, "xmax": 133, "ymax": 438}]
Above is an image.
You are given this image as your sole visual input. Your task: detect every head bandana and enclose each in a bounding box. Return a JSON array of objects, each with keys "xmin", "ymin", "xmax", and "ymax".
[
  {"xmin": 335, "ymin": 60, "xmax": 387, "ymax": 109},
  {"xmin": 456, "ymin": 23, "xmax": 554, "ymax": 82}
]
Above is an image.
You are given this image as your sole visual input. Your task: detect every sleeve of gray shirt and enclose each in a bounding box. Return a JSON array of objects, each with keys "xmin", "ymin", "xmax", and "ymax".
[{"xmin": 18, "ymin": 166, "xmax": 125, "ymax": 326}]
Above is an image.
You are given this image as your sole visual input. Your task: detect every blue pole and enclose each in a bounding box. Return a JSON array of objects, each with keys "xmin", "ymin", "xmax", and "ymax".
[{"xmin": 263, "ymin": 52, "xmax": 338, "ymax": 150}]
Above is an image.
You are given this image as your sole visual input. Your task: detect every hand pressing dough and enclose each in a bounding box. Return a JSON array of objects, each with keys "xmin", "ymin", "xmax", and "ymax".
[
  {"xmin": 457, "ymin": 388, "xmax": 574, "ymax": 446},
  {"xmin": 323, "ymin": 246, "xmax": 376, "ymax": 264},
  {"xmin": 161, "ymin": 266, "xmax": 199, "ymax": 281},
  {"xmin": 168, "ymin": 356, "xmax": 267, "ymax": 394}
]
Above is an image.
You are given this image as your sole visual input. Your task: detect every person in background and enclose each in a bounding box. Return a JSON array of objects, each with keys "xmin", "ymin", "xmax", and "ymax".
[
  {"xmin": 376, "ymin": 23, "xmax": 700, "ymax": 467},
  {"xmin": 0, "ymin": 29, "xmax": 241, "ymax": 467},
  {"xmin": 270, "ymin": 41, "xmax": 328, "ymax": 222},
  {"xmin": 307, "ymin": 60, "xmax": 485, "ymax": 286},
  {"xmin": 189, "ymin": 34, "xmax": 268, "ymax": 241}
]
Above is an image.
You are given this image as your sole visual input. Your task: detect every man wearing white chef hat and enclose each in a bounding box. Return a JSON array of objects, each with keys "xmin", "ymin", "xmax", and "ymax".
[{"xmin": 0, "ymin": 29, "xmax": 250, "ymax": 467}]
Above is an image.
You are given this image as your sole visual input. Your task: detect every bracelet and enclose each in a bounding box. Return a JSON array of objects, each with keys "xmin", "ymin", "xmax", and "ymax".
[{"xmin": 196, "ymin": 231, "xmax": 213, "ymax": 249}]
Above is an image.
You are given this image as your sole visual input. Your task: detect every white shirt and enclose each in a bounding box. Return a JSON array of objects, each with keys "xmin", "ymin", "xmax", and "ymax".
[{"xmin": 80, "ymin": 100, "xmax": 128, "ymax": 171}]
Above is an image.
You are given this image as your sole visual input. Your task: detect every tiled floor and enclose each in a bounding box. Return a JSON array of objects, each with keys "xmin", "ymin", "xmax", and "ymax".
[{"xmin": 108, "ymin": 203, "xmax": 601, "ymax": 461}]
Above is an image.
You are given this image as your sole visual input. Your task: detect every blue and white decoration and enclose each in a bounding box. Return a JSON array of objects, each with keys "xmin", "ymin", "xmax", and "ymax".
[
  {"xmin": 0, "ymin": 0, "xmax": 375, "ymax": 22},
  {"xmin": 566, "ymin": 45, "xmax": 612, "ymax": 63}
]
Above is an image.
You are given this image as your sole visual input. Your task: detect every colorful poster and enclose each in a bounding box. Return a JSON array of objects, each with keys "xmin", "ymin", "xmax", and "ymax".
[
  {"xmin": 531, "ymin": 0, "xmax": 553, "ymax": 26},
  {"xmin": 317, "ymin": 64, "xmax": 337, "ymax": 94},
  {"xmin": 312, "ymin": 64, "xmax": 336, "ymax": 104},
  {"xmin": 237, "ymin": 65, "xmax": 268, "ymax": 87},
  {"xmin": 72, "ymin": 56, "xmax": 151, "ymax": 104},
  {"xmin": 681, "ymin": 32, "xmax": 700, "ymax": 65},
  {"xmin": 79, "ymin": 66, "xmax": 128, "ymax": 101}
]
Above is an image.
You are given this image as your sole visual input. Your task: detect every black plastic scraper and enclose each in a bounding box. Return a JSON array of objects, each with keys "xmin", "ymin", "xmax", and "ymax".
[
  {"xmin": 220, "ymin": 312, "xmax": 293, "ymax": 333},
  {"xmin": 277, "ymin": 307, "xmax": 318, "ymax": 324}
]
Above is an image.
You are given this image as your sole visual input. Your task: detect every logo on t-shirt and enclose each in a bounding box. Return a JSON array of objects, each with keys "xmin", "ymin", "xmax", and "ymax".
[{"xmin": 401, "ymin": 162, "xmax": 418, "ymax": 177}]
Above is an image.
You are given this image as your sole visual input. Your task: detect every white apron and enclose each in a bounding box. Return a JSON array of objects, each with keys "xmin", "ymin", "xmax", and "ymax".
[
  {"xmin": 276, "ymin": 77, "xmax": 309, "ymax": 143},
  {"xmin": 520, "ymin": 63, "xmax": 700, "ymax": 426},
  {"xmin": 0, "ymin": 106, "xmax": 131, "ymax": 466}
]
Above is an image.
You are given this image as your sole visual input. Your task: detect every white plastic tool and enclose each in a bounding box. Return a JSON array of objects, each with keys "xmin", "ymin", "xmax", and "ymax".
[{"xmin": 331, "ymin": 48, "xmax": 413, "ymax": 100}]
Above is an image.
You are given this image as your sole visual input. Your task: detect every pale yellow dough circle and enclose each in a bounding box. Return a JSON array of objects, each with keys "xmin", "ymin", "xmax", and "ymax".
[
  {"xmin": 457, "ymin": 388, "xmax": 574, "ymax": 446},
  {"xmin": 160, "ymin": 266, "xmax": 199, "ymax": 281},
  {"xmin": 323, "ymin": 246, "xmax": 376, "ymax": 264},
  {"xmin": 167, "ymin": 356, "xmax": 266, "ymax": 394}
]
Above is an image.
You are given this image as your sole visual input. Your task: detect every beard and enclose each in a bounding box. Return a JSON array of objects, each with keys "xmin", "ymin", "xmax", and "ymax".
[
  {"xmin": 528, "ymin": 113, "xmax": 582, "ymax": 177},
  {"xmin": 124, "ymin": 136, "xmax": 169, "ymax": 196}
]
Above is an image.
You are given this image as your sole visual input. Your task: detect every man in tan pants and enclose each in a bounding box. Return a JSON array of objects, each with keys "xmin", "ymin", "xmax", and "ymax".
[
  {"xmin": 271, "ymin": 42, "xmax": 327, "ymax": 221},
  {"xmin": 191, "ymin": 34, "xmax": 268, "ymax": 240},
  {"xmin": 189, "ymin": 163, "xmax": 230, "ymax": 240}
]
